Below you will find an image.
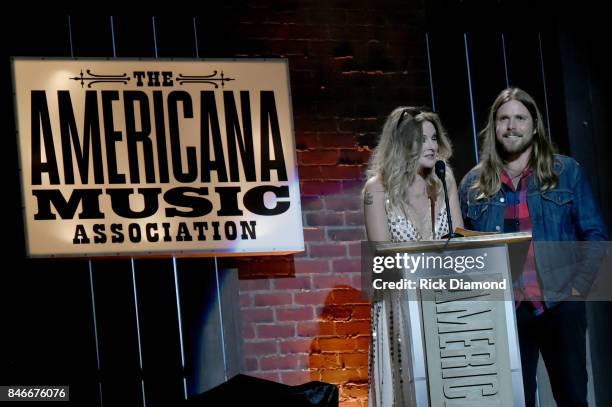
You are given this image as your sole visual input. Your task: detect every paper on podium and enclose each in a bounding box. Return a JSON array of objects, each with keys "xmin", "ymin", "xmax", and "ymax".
[{"xmin": 454, "ymin": 226, "xmax": 500, "ymax": 237}]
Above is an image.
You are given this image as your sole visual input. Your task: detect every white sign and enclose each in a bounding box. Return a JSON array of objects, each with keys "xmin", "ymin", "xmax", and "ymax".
[{"xmin": 12, "ymin": 58, "xmax": 304, "ymax": 257}]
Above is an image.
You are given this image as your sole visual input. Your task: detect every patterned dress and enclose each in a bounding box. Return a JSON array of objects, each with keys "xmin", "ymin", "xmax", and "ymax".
[{"xmin": 369, "ymin": 195, "xmax": 449, "ymax": 407}]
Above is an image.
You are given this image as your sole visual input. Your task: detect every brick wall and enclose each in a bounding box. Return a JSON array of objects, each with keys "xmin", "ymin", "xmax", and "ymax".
[{"xmin": 208, "ymin": 2, "xmax": 430, "ymax": 406}]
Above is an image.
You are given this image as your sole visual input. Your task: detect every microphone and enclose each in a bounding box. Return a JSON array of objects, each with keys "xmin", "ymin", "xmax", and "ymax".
[{"xmin": 434, "ymin": 160, "xmax": 462, "ymax": 239}]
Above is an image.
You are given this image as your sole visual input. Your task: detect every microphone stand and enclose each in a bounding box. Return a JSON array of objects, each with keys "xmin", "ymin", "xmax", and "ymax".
[{"xmin": 434, "ymin": 160, "xmax": 463, "ymax": 241}]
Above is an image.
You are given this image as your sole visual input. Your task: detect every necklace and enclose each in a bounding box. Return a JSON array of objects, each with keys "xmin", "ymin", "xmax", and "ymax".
[{"xmin": 399, "ymin": 198, "xmax": 435, "ymax": 240}]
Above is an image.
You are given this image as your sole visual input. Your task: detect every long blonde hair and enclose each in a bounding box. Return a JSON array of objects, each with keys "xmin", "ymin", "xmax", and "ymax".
[
  {"xmin": 367, "ymin": 106, "xmax": 453, "ymax": 211},
  {"xmin": 473, "ymin": 87, "xmax": 557, "ymax": 199}
]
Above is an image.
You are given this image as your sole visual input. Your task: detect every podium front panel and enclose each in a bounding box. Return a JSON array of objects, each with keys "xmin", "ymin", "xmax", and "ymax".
[{"xmin": 400, "ymin": 244, "xmax": 525, "ymax": 407}]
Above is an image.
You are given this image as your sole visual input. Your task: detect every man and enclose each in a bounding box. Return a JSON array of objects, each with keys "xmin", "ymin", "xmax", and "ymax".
[{"xmin": 459, "ymin": 87, "xmax": 608, "ymax": 407}]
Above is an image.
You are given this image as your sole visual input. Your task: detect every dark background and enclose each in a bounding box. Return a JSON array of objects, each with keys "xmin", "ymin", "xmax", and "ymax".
[{"xmin": 1, "ymin": 4, "xmax": 610, "ymax": 406}]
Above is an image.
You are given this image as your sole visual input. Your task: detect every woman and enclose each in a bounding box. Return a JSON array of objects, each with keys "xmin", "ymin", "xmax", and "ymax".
[{"xmin": 363, "ymin": 107, "xmax": 463, "ymax": 406}]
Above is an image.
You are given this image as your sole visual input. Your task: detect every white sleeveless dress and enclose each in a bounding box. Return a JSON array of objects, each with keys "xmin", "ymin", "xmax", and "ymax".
[{"xmin": 369, "ymin": 196, "xmax": 449, "ymax": 407}]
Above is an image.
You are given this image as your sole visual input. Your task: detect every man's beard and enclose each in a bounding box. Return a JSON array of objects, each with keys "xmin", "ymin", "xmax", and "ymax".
[{"xmin": 497, "ymin": 131, "xmax": 533, "ymax": 157}]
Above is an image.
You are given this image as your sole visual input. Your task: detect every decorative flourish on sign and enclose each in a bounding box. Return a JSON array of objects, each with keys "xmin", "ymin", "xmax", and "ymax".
[
  {"xmin": 176, "ymin": 71, "xmax": 235, "ymax": 88},
  {"xmin": 70, "ymin": 70, "xmax": 131, "ymax": 88}
]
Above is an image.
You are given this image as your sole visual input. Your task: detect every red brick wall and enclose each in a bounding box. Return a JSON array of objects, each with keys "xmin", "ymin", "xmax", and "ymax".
[{"xmin": 211, "ymin": 3, "xmax": 429, "ymax": 406}]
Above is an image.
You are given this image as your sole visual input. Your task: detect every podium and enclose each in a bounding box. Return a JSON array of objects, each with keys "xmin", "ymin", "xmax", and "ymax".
[{"xmin": 370, "ymin": 232, "xmax": 531, "ymax": 407}]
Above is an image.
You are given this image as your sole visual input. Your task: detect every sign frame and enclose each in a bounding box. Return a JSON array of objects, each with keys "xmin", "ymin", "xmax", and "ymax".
[{"xmin": 12, "ymin": 57, "xmax": 304, "ymax": 258}]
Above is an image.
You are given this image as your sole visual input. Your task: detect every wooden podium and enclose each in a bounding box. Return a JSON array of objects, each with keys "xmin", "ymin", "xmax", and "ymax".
[{"xmin": 373, "ymin": 232, "xmax": 531, "ymax": 407}]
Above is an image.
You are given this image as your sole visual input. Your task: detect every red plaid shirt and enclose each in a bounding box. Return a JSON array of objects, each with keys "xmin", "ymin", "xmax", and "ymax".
[{"xmin": 501, "ymin": 167, "xmax": 545, "ymax": 315}]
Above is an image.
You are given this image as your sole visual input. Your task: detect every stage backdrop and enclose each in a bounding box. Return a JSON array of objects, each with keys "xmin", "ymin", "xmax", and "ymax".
[{"xmin": 12, "ymin": 58, "xmax": 303, "ymax": 257}]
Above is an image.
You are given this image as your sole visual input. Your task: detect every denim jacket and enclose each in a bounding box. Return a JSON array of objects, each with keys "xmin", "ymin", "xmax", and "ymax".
[{"xmin": 459, "ymin": 155, "xmax": 608, "ymax": 306}]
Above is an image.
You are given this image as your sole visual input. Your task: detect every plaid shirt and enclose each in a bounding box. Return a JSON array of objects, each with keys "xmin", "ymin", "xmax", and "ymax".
[{"xmin": 501, "ymin": 167, "xmax": 545, "ymax": 315}]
